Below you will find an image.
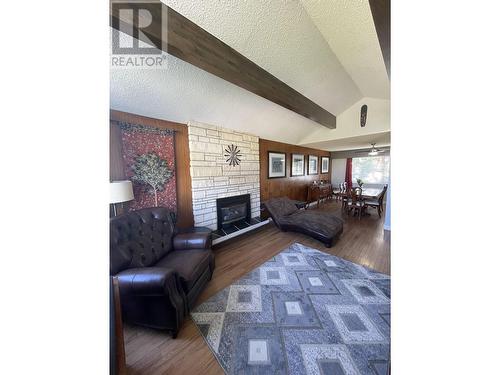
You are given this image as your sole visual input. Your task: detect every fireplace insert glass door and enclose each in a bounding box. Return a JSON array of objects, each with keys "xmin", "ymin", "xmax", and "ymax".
[
  {"xmin": 220, "ymin": 203, "xmax": 247, "ymax": 226},
  {"xmin": 216, "ymin": 194, "xmax": 251, "ymax": 230}
]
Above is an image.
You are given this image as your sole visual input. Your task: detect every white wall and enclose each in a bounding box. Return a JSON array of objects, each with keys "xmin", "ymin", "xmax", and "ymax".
[
  {"xmin": 299, "ymin": 97, "xmax": 390, "ymax": 146},
  {"xmin": 331, "ymin": 158, "xmax": 347, "ymax": 186},
  {"xmin": 384, "ymin": 179, "xmax": 391, "ymax": 231}
]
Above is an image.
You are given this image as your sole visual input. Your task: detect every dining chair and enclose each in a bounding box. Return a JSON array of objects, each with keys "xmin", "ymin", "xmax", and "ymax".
[
  {"xmin": 332, "ymin": 184, "xmax": 341, "ymax": 201},
  {"xmin": 347, "ymin": 187, "xmax": 365, "ymax": 220},
  {"xmin": 364, "ymin": 184, "xmax": 388, "ymax": 218},
  {"xmin": 341, "ymin": 186, "xmax": 350, "ymax": 212},
  {"xmin": 338, "ymin": 182, "xmax": 347, "ymax": 202},
  {"xmin": 326, "ymin": 183, "xmax": 334, "ymax": 201}
]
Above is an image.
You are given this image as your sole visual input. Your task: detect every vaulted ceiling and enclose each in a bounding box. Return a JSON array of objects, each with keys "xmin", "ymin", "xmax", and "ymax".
[
  {"xmin": 300, "ymin": 0, "xmax": 390, "ymax": 99},
  {"xmin": 110, "ymin": 0, "xmax": 390, "ymax": 150},
  {"xmin": 163, "ymin": 0, "xmax": 389, "ymax": 109}
]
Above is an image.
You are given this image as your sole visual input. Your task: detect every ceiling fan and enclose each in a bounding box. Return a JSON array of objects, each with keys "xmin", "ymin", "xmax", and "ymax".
[{"xmin": 355, "ymin": 143, "xmax": 386, "ymax": 156}]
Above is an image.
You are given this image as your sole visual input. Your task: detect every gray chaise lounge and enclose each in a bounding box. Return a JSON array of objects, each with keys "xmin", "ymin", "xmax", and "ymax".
[{"xmin": 263, "ymin": 197, "xmax": 343, "ymax": 247}]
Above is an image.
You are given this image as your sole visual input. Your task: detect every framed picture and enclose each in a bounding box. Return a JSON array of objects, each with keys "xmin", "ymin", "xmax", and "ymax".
[
  {"xmin": 321, "ymin": 156, "xmax": 330, "ymax": 174},
  {"xmin": 291, "ymin": 153, "xmax": 305, "ymax": 176},
  {"xmin": 308, "ymin": 155, "xmax": 318, "ymax": 175},
  {"xmin": 268, "ymin": 151, "xmax": 286, "ymax": 178}
]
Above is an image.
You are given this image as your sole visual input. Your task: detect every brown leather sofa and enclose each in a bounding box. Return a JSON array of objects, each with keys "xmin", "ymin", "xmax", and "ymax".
[
  {"xmin": 110, "ymin": 207, "xmax": 215, "ymax": 338},
  {"xmin": 263, "ymin": 197, "xmax": 343, "ymax": 247}
]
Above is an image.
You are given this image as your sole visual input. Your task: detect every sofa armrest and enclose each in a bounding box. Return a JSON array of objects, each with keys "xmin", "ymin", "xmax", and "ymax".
[
  {"xmin": 116, "ymin": 267, "xmax": 179, "ymax": 296},
  {"xmin": 173, "ymin": 232, "xmax": 212, "ymax": 251}
]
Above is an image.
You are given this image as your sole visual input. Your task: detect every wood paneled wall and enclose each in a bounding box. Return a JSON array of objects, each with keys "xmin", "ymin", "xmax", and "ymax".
[
  {"xmin": 110, "ymin": 110, "xmax": 194, "ymax": 228},
  {"xmin": 259, "ymin": 139, "xmax": 331, "ymax": 203}
]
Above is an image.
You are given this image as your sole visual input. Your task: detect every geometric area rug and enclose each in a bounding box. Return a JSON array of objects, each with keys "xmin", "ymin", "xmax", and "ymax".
[{"xmin": 191, "ymin": 243, "xmax": 390, "ymax": 375}]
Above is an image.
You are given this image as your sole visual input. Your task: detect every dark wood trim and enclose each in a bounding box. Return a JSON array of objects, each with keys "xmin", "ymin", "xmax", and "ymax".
[
  {"xmin": 267, "ymin": 151, "xmax": 287, "ymax": 179},
  {"xmin": 290, "ymin": 153, "xmax": 305, "ymax": 177},
  {"xmin": 110, "ymin": 123, "xmax": 126, "ymax": 182},
  {"xmin": 112, "ymin": 277, "xmax": 126, "ymax": 375},
  {"xmin": 369, "ymin": 0, "xmax": 390, "ymax": 78},
  {"xmin": 109, "ymin": 3, "xmax": 336, "ymax": 129},
  {"xmin": 109, "ymin": 110, "xmax": 194, "ymax": 228},
  {"xmin": 308, "ymin": 155, "xmax": 319, "ymax": 175},
  {"xmin": 110, "ymin": 110, "xmax": 186, "ymax": 131}
]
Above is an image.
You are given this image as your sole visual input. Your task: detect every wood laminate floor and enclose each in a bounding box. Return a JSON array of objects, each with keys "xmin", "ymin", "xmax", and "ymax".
[{"xmin": 123, "ymin": 200, "xmax": 390, "ymax": 375}]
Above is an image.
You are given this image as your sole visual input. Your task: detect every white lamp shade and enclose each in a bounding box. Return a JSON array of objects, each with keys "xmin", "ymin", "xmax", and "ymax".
[{"xmin": 110, "ymin": 180, "xmax": 134, "ymax": 204}]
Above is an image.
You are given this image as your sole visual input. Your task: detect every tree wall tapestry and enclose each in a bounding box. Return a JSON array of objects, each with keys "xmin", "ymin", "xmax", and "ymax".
[{"xmin": 119, "ymin": 122, "xmax": 177, "ymax": 212}]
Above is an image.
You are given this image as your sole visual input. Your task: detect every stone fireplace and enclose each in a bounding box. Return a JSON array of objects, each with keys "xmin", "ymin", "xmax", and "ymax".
[{"xmin": 187, "ymin": 121, "xmax": 261, "ymax": 232}]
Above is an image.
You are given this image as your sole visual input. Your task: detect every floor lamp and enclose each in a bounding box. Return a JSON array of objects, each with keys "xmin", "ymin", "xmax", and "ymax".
[{"xmin": 110, "ymin": 180, "xmax": 134, "ymax": 217}]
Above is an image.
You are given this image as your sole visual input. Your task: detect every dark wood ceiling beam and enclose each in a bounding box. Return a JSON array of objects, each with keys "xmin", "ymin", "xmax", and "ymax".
[
  {"xmin": 369, "ymin": 0, "xmax": 391, "ymax": 78},
  {"xmin": 110, "ymin": 3, "xmax": 336, "ymax": 129}
]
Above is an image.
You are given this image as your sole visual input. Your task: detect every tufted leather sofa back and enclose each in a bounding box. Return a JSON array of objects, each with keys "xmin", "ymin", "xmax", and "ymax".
[{"xmin": 110, "ymin": 207, "xmax": 176, "ymax": 275}]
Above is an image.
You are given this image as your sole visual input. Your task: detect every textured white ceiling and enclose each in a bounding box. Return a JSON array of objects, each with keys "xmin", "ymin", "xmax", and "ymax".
[
  {"xmin": 110, "ymin": 50, "xmax": 329, "ymax": 145},
  {"xmin": 300, "ymin": 0, "xmax": 390, "ymax": 99},
  {"xmin": 299, "ymin": 97, "xmax": 390, "ymax": 150},
  {"xmin": 111, "ymin": 1, "xmax": 390, "ymax": 150},
  {"xmin": 163, "ymin": 0, "xmax": 363, "ymax": 115},
  {"xmin": 301, "ymin": 131, "xmax": 391, "ymax": 152}
]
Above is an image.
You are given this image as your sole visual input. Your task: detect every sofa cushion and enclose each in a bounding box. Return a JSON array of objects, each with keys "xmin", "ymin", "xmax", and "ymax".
[{"xmin": 156, "ymin": 250, "xmax": 212, "ymax": 293}]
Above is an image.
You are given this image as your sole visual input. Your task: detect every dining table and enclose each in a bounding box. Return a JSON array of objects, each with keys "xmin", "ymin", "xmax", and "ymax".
[
  {"xmin": 336, "ymin": 187, "xmax": 384, "ymax": 200},
  {"xmin": 337, "ymin": 187, "xmax": 384, "ymax": 217},
  {"xmin": 358, "ymin": 187, "xmax": 384, "ymax": 200}
]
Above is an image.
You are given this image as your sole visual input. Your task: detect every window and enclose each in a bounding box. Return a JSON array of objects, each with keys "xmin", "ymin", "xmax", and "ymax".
[{"xmin": 352, "ymin": 156, "xmax": 390, "ymax": 184}]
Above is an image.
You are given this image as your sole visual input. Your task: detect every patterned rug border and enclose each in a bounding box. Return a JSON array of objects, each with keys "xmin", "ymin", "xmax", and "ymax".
[
  {"xmin": 191, "ymin": 311, "xmax": 230, "ymax": 375},
  {"xmin": 190, "ymin": 242, "xmax": 390, "ymax": 375}
]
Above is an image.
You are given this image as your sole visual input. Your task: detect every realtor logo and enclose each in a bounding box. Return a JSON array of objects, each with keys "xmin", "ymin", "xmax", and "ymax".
[{"xmin": 111, "ymin": 2, "xmax": 162, "ymax": 55}]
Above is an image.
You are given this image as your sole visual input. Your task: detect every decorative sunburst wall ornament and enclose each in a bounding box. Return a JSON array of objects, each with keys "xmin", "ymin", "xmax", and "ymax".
[{"xmin": 224, "ymin": 144, "xmax": 242, "ymax": 166}]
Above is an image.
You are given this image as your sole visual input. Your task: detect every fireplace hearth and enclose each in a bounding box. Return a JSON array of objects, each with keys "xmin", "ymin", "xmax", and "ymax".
[{"xmin": 212, "ymin": 193, "xmax": 268, "ymax": 243}]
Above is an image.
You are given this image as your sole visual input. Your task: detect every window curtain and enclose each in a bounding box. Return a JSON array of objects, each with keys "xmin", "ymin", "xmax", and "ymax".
[{"xmin": 345, "ymin": 158, "xmax": 353, "ymax": 189}]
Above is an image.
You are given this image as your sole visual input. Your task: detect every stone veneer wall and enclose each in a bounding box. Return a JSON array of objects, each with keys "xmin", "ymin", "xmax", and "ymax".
[{"xmin": 188, "ymin": 121, "xmax": 260, "ymax": 230}]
